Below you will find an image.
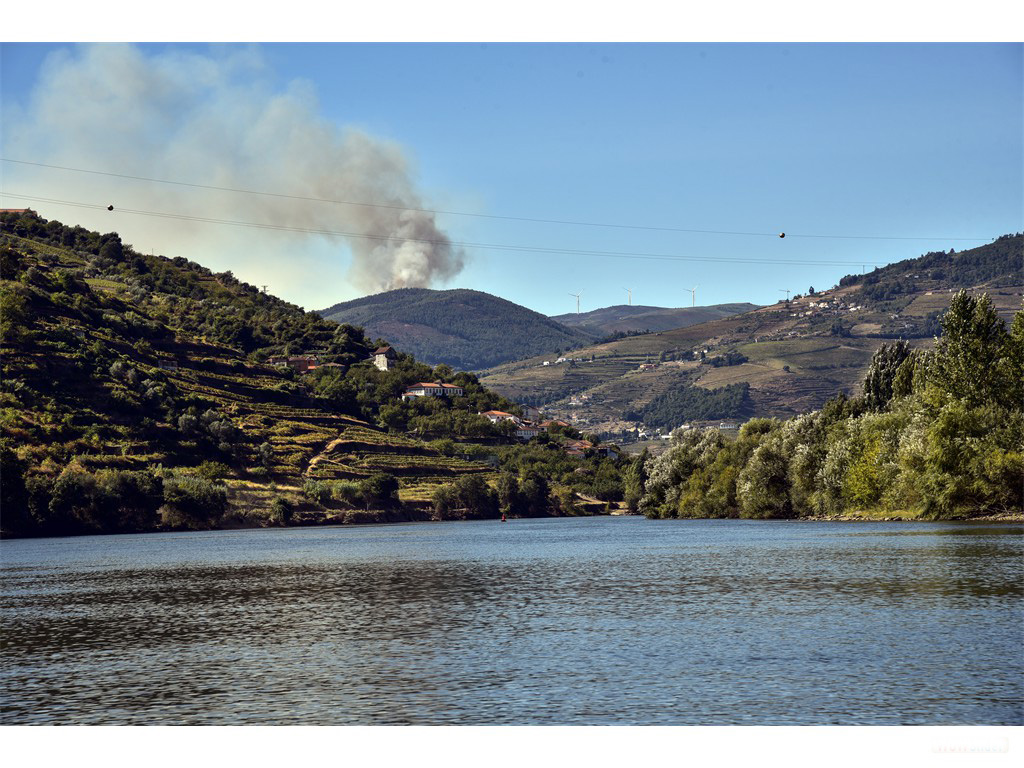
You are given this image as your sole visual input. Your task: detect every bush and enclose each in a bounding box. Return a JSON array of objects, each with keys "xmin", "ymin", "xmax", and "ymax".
[
  {"xmin": 358, "ymin": 473, "xmax": 399, "ymax": 508},
  {"xmin": 331, "ymin": 480, "xmax": 363, "ymax": 507},
  {"xmin": 195, "ymin": 460, "xmax": 231, "ymax": 480},
  {"xmin": 432, "ymin": 483, "xmax": 459, "ymax": 520},
  {"xmin": 161, "ymin": 475, "xmax": 227, "ymax": 529},
  {"xmin": 270, "ymin": 497, "xmax": 293, "ymax": 525},
  {"xmin": 303, "ymin": 480, "xmax": 332, "ymax": 506}
]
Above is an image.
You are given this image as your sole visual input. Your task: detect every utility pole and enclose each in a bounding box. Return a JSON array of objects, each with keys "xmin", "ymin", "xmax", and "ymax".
[{"xmin": 261, "ymin": 285, "xmax": 268, "ymax": 294}]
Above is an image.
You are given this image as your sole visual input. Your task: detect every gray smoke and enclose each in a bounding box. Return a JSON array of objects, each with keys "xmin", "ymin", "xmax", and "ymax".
[{"xmin": 1, "ymin": 44, "xmax": 464, "ymax": 302}]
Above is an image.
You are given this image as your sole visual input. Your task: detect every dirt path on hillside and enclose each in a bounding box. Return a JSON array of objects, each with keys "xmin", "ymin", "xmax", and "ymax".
[{"xmin": 303, "ymin": 436, "xmax": 347, "ymax": 478}]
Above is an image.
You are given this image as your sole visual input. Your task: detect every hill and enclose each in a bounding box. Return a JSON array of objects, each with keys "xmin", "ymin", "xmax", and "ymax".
[
  {"xmin": 480, "ymin": 236, "xmax": 1023, "ymax": 436},
  {"xmin": 0, "ymin": 211, "xmax": 625, "ymax": 537},
  {"xmin": 552, "ymin": 303, "xmax": 759, "ymax": 337},
  {"xmin": 319, "ymin": 288, "xmax": 593, "ymax": 371}
]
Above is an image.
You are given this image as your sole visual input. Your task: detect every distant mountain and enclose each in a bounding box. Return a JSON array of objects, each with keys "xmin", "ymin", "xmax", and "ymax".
[
  {"xmin": 319, "ymin": 288, "xmax": 593, "ymax": 371},
  {"xmin": 552, "ymin": 303, "xmax": 759, "ymax": 337},
  {"xmin": 481, "ymin": 235, "xmax": 1024, "ymax": 434}
]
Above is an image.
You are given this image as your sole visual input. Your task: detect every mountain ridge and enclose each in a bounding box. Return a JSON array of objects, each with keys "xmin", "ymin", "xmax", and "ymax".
[
  {"xmin": 320, "ymin": 287, "xmax": 594, "ymax": 371},
  {"xmin": 552, "ymin": 302, "xmax": 760, "ymax": 337}
]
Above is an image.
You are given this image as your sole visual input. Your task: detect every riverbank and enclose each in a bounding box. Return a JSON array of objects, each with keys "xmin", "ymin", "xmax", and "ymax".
[
  {"xmin": 798, "ymin": 511, "xmax": 1024, "ymax": 523},
  {"xmin": 0, "ymin": 503, "xmax": 615, "ymax": 539}
]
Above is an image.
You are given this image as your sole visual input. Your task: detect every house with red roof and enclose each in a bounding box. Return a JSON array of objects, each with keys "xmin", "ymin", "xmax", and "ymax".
[
  {"xmin": 402, "ymin": 382, "xmax": 465, "ymax": 400},
  {"xmin": 479, "ymin": 410, "xmax": 521, "ymax": 425}
]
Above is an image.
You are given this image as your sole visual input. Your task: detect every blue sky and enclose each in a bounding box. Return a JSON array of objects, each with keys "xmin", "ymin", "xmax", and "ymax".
[{"xmin": 2, "ymin": 42, "xmax": 1021, "ymax": 316}]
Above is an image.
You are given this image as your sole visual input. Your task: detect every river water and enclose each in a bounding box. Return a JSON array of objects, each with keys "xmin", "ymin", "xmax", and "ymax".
[{"xmin": 1, "ymin": 516, "xmax": 1021, "ymax": 725}]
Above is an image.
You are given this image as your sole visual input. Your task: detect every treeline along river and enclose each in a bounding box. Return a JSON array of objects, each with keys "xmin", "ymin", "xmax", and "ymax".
[{"xmin": 1, "ymin": 517, "xmax": 1021, "ymax": 725}]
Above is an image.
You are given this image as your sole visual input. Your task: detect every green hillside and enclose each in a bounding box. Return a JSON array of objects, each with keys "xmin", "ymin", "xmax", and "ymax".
[
  {"xmin": 551, "ymin": 302, "xmax": 759, "ymax": 336},
  {"xmin": 481, "ymin": 236, "xmax": 1024, "ymax": 435},
  {"xmin": 320, "ymin": 287, "xmax": 594, "ymax": 370},
  {"xmin": 0, "ymin": 211, "xmax": 625, "ymax": 537}
]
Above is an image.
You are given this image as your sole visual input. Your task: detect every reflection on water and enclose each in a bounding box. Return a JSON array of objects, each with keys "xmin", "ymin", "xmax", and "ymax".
[{"xmin": 1, "ymin": 518, "xmax": 1021, "ymax": 725}]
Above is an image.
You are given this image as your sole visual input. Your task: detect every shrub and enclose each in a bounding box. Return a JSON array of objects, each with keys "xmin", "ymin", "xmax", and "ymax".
[
  {"xmin": 331, "ymin": 480, "xmax": 363, "ymax": 507},
  {"xmin": 195, "ymin": 460, "xmax": 231, "ymax": 480},
  {"xmin": 303, "ymin": 480, "xmax": 332, "ymax": 506},
  {"xmin": 161, "ymin": 475, "xmax": 227, "ymax": 529},
  {"xmin": 270, "ymin": 497, "xmax": 294, "ymax": 525},
  {"xmin": 359, "ymin": 472, "xmax": 400, "ymax": 508}
]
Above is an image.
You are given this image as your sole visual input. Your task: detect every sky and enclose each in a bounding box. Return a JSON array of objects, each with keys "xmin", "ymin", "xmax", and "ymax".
[{"xmin": 1, "ymin": 41, "xmax": 1021, "ymax": 316}]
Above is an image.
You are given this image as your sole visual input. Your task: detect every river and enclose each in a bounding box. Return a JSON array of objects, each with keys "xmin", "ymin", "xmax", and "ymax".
[{"xmin": 1, "ymin": 516, "xmax": 1021, "ymax": 725}]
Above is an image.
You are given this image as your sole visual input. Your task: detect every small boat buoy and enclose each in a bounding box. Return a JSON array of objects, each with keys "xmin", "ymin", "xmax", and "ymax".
[{"xmin": 501, "ymin": 512, "xmax": 507, "ymax": 522}]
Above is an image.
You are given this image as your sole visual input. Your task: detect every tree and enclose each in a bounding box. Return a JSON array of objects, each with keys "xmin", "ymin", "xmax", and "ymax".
[
  {"xmin": 359, "ymin": 472, "xmax": 400, "ymax": 509},
  {"xmin": 432, "ymin": 484, "xmax": 459, "ymax": 520},
  {"xmin": 0, "ymin": 286, "xmax": 30, "ymax": 343},
  {"xmin": 98, "ymin": 234, "xmax": 123, "ymax": 262},
  {"xmin": 928, "ymin": 292, "xmax": 1014, "ymax": 406},
  {"xmin": 520, "ymin": 471, "xmax": 550, "ymax": 516},
  {"xmin": 270, "ymin": 497, "xmax": 294, "ymax": 525},
  {"xmin": 737, "ymin": 433, "xmax": 793, "ymax": 519},
  {"xmin": 623, "ymin": 448, "xmax": 649, "ymax": 513},
  {"xmin": 862, "ymin": 340, "xmax": 912, "ymax": 411},
  {"xmin": 496, "ymin": 472, "xmax": 525, "ymax": 517},
  {"xmin": 452, "ymin": 475, "xmax": 498, "ymax": 519}
]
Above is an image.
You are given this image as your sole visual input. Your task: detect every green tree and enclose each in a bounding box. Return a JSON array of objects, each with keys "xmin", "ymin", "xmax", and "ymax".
[
  {"xmin": 623, "ymin": 447, "xmax": 649, "ymax": 513},
  {"xmin": 496, "ymin": 472, "xmax": 525, "ymax": 517},
  {"xmin": 928, "ymin": 291, "xmax": 1014, "ymax": 406},
  {"xmin": 520, "ymin": 471, "xmax": 550, "ymax": 516},
  {"xmin": 452, "ymin": 474, "xmax": 499, "ymax": 519},
  {"xmin": 359, "ymin": 472, "xmax": 400, "ymax": 509},
  {"xmin": 863, "ymin": 340, "xmax": 912, "ymax": 411},
  {"xmin": 431, "ymin": 484, "xmax": 459, "ymax": 520},
  {"xmin": 270, "ymin": 497, "xmax": 294, "ymax": 525}
]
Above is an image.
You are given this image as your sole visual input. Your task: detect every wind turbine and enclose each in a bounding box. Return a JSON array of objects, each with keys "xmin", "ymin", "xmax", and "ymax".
[
  {"xmin": 687, "ymin": 285, "xmax": 699, "ymax": 308},
  {"xmin": 569, "ymin": 289, "xmax": 584, "ymax": 314},
  {"xmin": 623, "ymin": 288, "xmax": 632, "ymax": 306}
]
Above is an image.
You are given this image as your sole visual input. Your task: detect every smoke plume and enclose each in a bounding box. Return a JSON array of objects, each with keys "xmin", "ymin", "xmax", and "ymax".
[{"xmin": 1, "ymin": 44, "xmax": 465, "ymax": 304}]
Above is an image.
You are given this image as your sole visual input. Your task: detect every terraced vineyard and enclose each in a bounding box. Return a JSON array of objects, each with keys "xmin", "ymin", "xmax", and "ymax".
[
  {"xmin": 481, "ymin": 237, "xmax": 1023, "ymax": 433},
  {"xmin": 0, "ymin": 211, "xmax": 520, "ymax": 535},
  {"xmin": 302, "ymin": 424, "xmax": 496, "ymax": 503}
]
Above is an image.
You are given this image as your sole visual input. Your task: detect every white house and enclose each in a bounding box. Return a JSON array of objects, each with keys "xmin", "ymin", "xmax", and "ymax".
[
  {"xmin": 515, "ymin": 425, "xmax": 542, "ymax": 440},
  {"xmin": 402, "ymin": 382, "xmax": 465, "ymax": 400},
  {"xmin": 479, "ymin": 410, "xmax": 521, "ymax": 425}
]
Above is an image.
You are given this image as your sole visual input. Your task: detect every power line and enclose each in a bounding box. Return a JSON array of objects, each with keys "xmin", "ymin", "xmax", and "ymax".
[
  {"xmin": 0, "ymin": 157, "xmax": 994, "ymax": 243},
  {"xmin": 1, "ymin": 191, "xmax": 889, "ymax": 269}
]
